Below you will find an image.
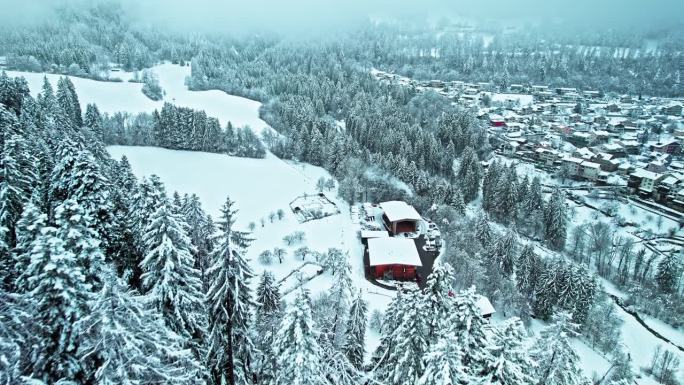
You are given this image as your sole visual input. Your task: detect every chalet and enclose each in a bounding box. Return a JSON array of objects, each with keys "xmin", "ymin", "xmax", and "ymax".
[
  {"xmin": 562, "ymin": 157, "xmax": 583, "ymax": 176},
  {"xmin": 367, "ymin": 237, "xmax": 422, "ymax": 280},
  {"xmin": 476, "ymin": 296, "xmax": 496, "ymax": 319},
  {"xmin": 662, "ymin": 102, "xmax": 683, "ymax": 116},
  {"xmin": 379, "ymin": 201, "xmax": 422, "ymax": 235},
  {"xmin": 592, "ymin": 153, "xmax": 619, "ymax": 172},
  {"xmin": 536, "ymin": 148, "xmax": 560, "ymax": 166},
  {"xmin": 650, "ymin": 140, "xmax": 681, "ymax": 155},
  {"xmin": 579, "ymin": 161, "xmax": 601, "ymax": 181},
  {"xmin": 628, "ymin": 168, "xmax": 664, "ymax": 196},
  {"xmin": 490, "ymin": 114, "xmax": 506, "ymax": 127}
]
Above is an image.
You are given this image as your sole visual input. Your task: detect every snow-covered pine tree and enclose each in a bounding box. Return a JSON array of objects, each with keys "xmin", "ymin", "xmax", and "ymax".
[
  {"xmin": 544, "ymin": 188, "xmax": 568, "ymax": 251},
  {"xmin": 488, "ymin": 229, "xmax": 518, "ymax": 277},
  {"xmin": 10, "ymin": 195, "xmax": 46, "ymax": 289},
  {"xmin": 21, "ymin": 226, "xmax": 90, "ymax": 383},
  {"xmin": 423, "ymin": 263, "xmax": 457, "ymax": 342},
  {"xmin": 655, "ymin": 252, "xmax": 681, "ymax": 294},
  {"xmin": 140, "ymin": 198, "xmax": 207, "ymax": 360},
  {"xmin": 254, "ymin": 271, "xmax": 283, "ymax": 382},
  {"xmin": 419, "ymin": 328, "xmax": 470, "ymax": 385},
  {"xmin": 478, "ymin": 317, "xmax": 537, "ymax": 385},
  {"xmin": 54, "ymin": 199, "xmax": 106, "ymax": 290},
  {"xmin": 78, "ymin": 269, "xmax": 203, "ymax": 385},
  {"xmin": 0, "ymin": 288, "xmax": 33, "ymax": 384},
  {"xmin": 181, "ymin": 193, "xmax": 211, "ymax": 292},
  {"xmin": 84, "ymin": 103, "xmax": 104, "ymax": 141},
  {"xmin": 515, "ymin": 243, "xmax": 541, "ymax": 299},
  {"xmin": 456, "ymin": 146, "xmax": 482, "ymax": 202},
  {"xmin": 474, "ymin": 211, "xmax": 493, "ymax": 249},
  {"xmin": 0, "ymin": 132, "xmax": 39, "ymax": 248},
  {"xmin": 343, "ymin": 289, "xmax": 368, "ymax": 369},
  {"xmin": 320, "ymin": 255, "xmax": 354, "ymax": 353},
  {"xmin": 530, "ymin": 311, "xmax": 587, "ymax": 385},
  {"xmin": 205, "ymin": 195, "xmax": 255, "ymax": 385},
  {"xmin": 452, "ymin": 287, "xmax": 492, "ymax": 376},
  {"xmin": 376, "ymin": 284, "xmax": 429, "ymax": 385},
  {"xmin": 272, "ymin": 288, "xmax": 327, "ymax": 385}
]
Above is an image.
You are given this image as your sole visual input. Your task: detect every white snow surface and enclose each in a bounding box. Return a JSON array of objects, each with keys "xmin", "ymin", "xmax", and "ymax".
[
  {"xmin": 108, "ymin": 145, "xmax": 394, "ymax": 362},
  {"xmin": 7, "ymin": 63, "xmax": 271, "ymax": 135}
]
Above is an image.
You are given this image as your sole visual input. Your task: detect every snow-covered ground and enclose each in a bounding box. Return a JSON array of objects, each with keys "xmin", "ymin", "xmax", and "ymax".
[
  {"xmin": 108, "ymin": 145, "xmax": 392, "ymax": 361},
  {"xmin": 7, "ymin": 63, "xmax": 270, "ymax": 135}
]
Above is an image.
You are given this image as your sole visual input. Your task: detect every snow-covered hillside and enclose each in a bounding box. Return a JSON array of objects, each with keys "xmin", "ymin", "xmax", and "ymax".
[
  {"xmin": 107, "ymin": 145, "xmax": 392, "ymax": 358},
  {"xmin": 7, "ymin": 63, "xmax": 270, "ymax": 134}
]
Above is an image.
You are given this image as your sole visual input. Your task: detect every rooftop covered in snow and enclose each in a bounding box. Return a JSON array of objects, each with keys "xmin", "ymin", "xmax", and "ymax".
[
  {"xmin": 367, "ymin": 237, "xmax": 421, "ymax": 267},
  {"xmin": 379, "ymin": 201, "xmax": 422, "ymax": 222}
]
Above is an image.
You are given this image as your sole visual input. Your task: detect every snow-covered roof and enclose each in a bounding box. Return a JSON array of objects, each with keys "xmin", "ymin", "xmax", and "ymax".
[
  {"xmin": 361, "ymin": 230, "xmax": 390, "ymax": 239},
  {"xmin": 367, "ymin": 238, "xmax": 422, "ymax": 267},
  {"xmin": 379, "ymin": 201, "xmax": 422, "ymax": 222},
  {"xmin": 581, "ymin": 161, "xmax": 601, "ymax": 169},
  {"xmin": 476, "ymin": 296, "xmax": 496, "ymax": 316}
]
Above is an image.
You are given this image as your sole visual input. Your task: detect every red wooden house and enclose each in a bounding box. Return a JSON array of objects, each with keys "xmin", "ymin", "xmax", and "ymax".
[{"xmin": 367, "ymin": 237, "xmax": 422, "ymax": 280}]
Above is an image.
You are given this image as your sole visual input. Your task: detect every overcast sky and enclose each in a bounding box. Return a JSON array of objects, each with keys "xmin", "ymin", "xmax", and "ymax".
[{"xmin": 1, "ymin": 0, "xmax": 682, "ymax": 35}]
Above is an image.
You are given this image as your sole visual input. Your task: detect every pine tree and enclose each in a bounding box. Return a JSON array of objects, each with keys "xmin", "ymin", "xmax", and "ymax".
[
  {"xmin": 377, "ymin": 284, "xmax": 429, "ymax": 385},
  {"xmin": 321, "ymin": 256, "xmax": 354, "ymax": 352},
  {"xmin": 0, "ymin": 133, "xmax": 39, "ymax": 248},
  {"xmin": 0, "ymin": 288, "xmax": 33, "ymax": 384},
  {"xmin": 475, "ymin": 211, "xmax": 493, "ymax": 249},
  {"xmin": 272, "ymin": 289, "xmax": 326, "ymax": 385},
  {"xmin": 544, "ymin": 188, "xmax": 568, "ymax": 251},
  {"xmin": 453, "ymin": 287, "xmax": 492, "ymax": 375},
  {"xmin": 22, "ymin": 226, "xmax": 90, "ymax": 383},
  {"xmin": 655, "ymin": 252, "xmax": 681, "ymax": 294},
  {"xmin": 205, "ymin": 196, "xmax": 255, "ymax": 385},
  {"xmin": 254, "ymin": 271, "xmax": 283, "ymax": 382},
  {"xmin": 488, "ymin": 229, "xmax": 518, "ymax": 277},
  {"xmin": 457, "ymin": 146, "xmax": 482, "ymax": 202},
  {"xmin": 423, "ymin": 263, "xmax": 457, "ymax": 342},
  {"xmin": 530, "ymin": 312, "xmax": 587, "ymax": 385},
  {"xmin": 140, "ymin": 199, "xmax": 206, "ymax": 359},
  {"xmin": 78, "ymin": 269, "xmax": 203, "ymax": 385},
  {"xmin": 343, "ymin": 290, "xmax": 368, "ymax": 370},
  {"xmin": 11, "ymin": 195, "xmax": 46, "ymax": 289},
  {"xmin": 418, "ymin": 330, "xmax": 470, "ymax": 385},
  {"xmin": 479, "ymin": 317, "xmax": 537, "ymax": 385},
  {"xmin": 516, "ymin": 243, "xmax": 540, "ymax": 298},
  {"xmin": 84, "ymin": 103, "xmax": 104, "ymax": 140}
]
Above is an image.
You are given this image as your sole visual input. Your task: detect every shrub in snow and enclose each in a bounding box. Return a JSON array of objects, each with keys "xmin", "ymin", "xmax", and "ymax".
[
  {"xmin": 259, "ymin": 250, "xmax": 273, "ymax": 265},
  {"xmin": 369, "ymin": 309, "xmax": 383, "ymax": 332},
  {"xmin": 272, "ymin": 247, "xmax": 287, "ymax": 264}
]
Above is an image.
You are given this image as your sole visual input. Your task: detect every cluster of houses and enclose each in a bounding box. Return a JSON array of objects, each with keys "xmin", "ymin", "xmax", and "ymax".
[
  {"xmin": 372, "ymin": 67, "xmax": 684, "ymax": 211},
  {"xmin": 485, "ymin": 90, "xmax": 684, "ymax": 211}
]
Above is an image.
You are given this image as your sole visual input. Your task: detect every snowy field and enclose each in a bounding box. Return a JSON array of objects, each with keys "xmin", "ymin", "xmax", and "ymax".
[
  {"xmin": 7, "ymin": 63, "xmax": 270, "ymax": 135},
  {"xmin": 108, "ymin": 145, "xmax": 392, "ymax": 360}
]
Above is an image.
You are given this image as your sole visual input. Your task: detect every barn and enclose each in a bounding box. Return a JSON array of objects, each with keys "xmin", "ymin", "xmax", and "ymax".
[
  {"xmin": 379, "ymin": 201, "xmax": 422, "ymax": 235},
  {"xmin": 367, "ymin": 237, "xmax": 422, "ymax": 280}
]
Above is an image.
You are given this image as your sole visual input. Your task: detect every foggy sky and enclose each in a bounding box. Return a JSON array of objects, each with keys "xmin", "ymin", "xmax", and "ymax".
[{"xmin": 0, "ymin": 0, "xmax": 682, "ymax": 36}]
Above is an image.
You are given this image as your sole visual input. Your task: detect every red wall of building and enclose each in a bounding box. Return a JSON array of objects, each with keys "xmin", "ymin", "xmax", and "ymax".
[{"xmin": 373, "ymin": 264, "xmax": 417, "ymax": 280}]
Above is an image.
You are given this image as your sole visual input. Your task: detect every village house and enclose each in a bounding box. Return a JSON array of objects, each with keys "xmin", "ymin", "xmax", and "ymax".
[
  {"xmin": 367, "ymin": 237, "xmax": 422, "ymax": 281},
  {"xmin": 650, "ymin": 140, "xmax": 681, "ymax": 155},
  {"xmin": 379, "ymin": 201, "xmax": 422, "ymax": 235}
]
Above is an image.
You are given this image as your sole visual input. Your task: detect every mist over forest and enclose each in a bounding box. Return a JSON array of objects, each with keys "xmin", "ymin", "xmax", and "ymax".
[{"xmin": 0, "ymin": 1, "xmax": 683, "ymax": 385}]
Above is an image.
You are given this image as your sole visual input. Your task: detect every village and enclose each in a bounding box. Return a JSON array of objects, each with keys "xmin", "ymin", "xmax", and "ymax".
[{"xmin": 373, "ymin": 69, "xmax": 684, "ymax": 221}]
